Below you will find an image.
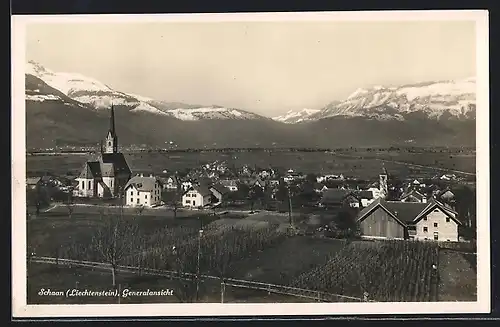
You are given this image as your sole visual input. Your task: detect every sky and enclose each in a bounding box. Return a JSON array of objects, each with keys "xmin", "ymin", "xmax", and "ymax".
[{"xmin": 26, "ymin": 19, "xmax": 476, "ymax": 117}]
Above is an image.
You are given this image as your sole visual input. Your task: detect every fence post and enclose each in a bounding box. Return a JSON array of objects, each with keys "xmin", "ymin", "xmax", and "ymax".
[
  {"xmin": 268, "ymin": 284, "xmax": 271, "ymax": 295},
  {"xmin": 221, "ymin": 281, "xmax": 225, "ymax": 303},
  {"xmin": 363, "ymin": 292, "xmax": 369, "ymax": 302},
  {"xmin": 317, "ymin": 291, "xmax": 321, "ymax": 302}
]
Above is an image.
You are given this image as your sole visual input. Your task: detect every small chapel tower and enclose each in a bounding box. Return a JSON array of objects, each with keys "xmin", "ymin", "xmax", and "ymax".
[{"xmin": 103, "ymin": 105, "xmax": 118, "ymax": 154}]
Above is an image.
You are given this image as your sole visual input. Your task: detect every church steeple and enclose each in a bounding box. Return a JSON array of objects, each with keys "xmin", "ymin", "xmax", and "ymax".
[
  {"xmin": 103, "ymin": 104, "xmax": 118, "ymax": 154},
  {"xmin": 109, "ymin": 104, "xmax": 116, "ymax": 137}
]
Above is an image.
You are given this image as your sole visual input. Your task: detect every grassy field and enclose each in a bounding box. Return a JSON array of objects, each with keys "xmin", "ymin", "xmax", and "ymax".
[
  {"xmin": 26, "ymin": 148, "xmax": 476, "ymax": 180},
  {"xmin": 438, "ymin": 250, "xmax": 477, "ymax": 301},
  {"xmin": 27, "ymin": 209, "xmax": 217, "ymax": 256}
]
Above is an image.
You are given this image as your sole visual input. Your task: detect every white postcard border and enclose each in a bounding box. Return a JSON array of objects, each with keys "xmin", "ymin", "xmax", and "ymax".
[{"xmin": 11, "ymin": 10, "xmax": 490, "ymax": 318}]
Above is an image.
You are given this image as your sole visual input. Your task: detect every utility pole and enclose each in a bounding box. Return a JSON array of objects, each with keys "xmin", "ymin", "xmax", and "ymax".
[
  {"xmin": 196, "ymin": 228, "xmax": 203, "ymax": 302},
  {"xmin": 287, "ymin": 185, "xmax": 293, "ymax": 228}
]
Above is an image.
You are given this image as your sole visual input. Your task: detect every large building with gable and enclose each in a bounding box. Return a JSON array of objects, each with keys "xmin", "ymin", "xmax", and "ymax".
[{"xmin": 73, "ymin": 106, "xmax": 132, "ymax": 198}]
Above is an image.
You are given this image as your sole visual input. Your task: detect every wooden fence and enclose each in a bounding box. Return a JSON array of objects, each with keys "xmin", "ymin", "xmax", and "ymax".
[{"xmin": 30, "ymin": 256, "xmax": 371, "ymax": 303}]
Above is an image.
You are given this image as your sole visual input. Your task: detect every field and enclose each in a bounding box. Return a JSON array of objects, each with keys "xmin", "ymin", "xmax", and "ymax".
[
  {"xmin": 437, "ymin": 250, "xmax": 477, "ymax": 301},
  {"xmin": 26, "ymin": 148, "xmax": 476, "ymax": 180},
  {"xmin": 289, "ymin": 240, "xmax": 440, "ymax": 302},
  {"xmin": 26, "ymin": 210, "xmax": 477, "ymax": 303},
  {"xmin": 227, "ymin": 237, "xmax": 347, "ymax": 284}
]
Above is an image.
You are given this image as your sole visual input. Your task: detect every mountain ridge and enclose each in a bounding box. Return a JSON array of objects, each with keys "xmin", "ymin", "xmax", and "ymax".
[
  {"xmin": 24, "ymin": 60, "xmax": 476, "ymax": 149},
  {"xmin": 275, "ymin": 77, "xmax": 476, "ymax": 124}
]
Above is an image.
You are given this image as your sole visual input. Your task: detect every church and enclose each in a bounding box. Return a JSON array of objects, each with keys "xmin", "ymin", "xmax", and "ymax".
[{"xmin": 73, "ymin": 106, "xmax": 132, "ymax": 198}]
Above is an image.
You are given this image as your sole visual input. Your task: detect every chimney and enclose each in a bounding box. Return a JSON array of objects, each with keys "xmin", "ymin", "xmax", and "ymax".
[
  {"xmin": 140, "ymin": 173, "xmax": 144, "ymax": 177},
  {"xmin": 150, "ymin": 174, "xmax": 153, "ymax": 178}
]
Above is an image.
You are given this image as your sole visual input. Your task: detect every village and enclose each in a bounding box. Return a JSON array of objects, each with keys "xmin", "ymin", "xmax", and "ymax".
[{"xmin": 26, "ymin": 106, "xmax": 477, "ymax": 244}]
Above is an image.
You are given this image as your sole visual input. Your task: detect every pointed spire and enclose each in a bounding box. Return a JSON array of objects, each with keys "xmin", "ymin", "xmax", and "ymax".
[{"xmin": 109, "ymin": 102, "xmax": 116, "ymax": 137}]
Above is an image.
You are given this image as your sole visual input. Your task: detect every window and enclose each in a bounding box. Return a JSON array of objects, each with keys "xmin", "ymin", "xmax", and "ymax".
[
  {"xmin": 130, "ymin": 198, "xmax": 133, "ymax": 203},
  {"xmin": 81, "ymin": 181, "xmax": 85, "ymax": 189},
  {"xmin": 423, "ymin": 227, "xmax": 428, "ymax": 232},
  {"xmin": 131, "ymin": 191, "xmax": 134, "ymax": 196},
  {"xmin": 423, "ymin": 216, "xmax": 427, "ymax": 221},
  {"xmin": 446, "ymin": 217, "xmax": 450, "ymax": 222},
  {"xmin": 108, "ymin": 142, "xmax": 111, "ymax": 146},
  {"xmin": 434, "ymin": 232, "xmax": 439, "ymax": 241},
  {"xmin": 137, "ymin": 198, "xmax": 139, "ymax": 204},
  {"xmin": 433, "ymin": 209, "xmax": 440, "ymax": 213},
  {"xmin": 110, "ymin": 180, "xmax": 113, "ymax": 187},
  {"xmin": 145, "ymin": 194, "xmax": 148, "ymax": 199},
  {"xmin": 88, "ymin": 181, "xmax": 91, "ymax": 189},
  {"xmin": 186, "ymin": 200, "xmax": 191, "ymax": 204},
  {"xmin": 434, "ymin": 223, "xmax": 438, "ymax": 228}
]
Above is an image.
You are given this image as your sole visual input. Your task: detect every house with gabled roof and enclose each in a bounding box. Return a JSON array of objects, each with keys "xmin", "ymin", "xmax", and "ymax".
[
  {"xmin": 73, "ymin": 105, "xmax": 132, "ymax": 198},
  {"xmin": 26, "ymin": 177, "xmax": 42, "ymax": 190},
  {"xmin": 182, "ymin": 185, "xmax": 213, "ymax": 208},
  {"xmin": 319, "ymin": 189, "xmax": 360, "ymax": 208},
  {"xmin": 209, "ymin": 183, "xmax": 230, "ymax": 203},
  {"xmin": 124, "ymin": 174, "xmax": 163, "ymax": 207},
  {"xmin": 356, "ymin": 198, "xmax": 461, "ymax": 241},
  {"xmin": 399, "ymin": 189, "xmax": 428, "ymax": 203}
]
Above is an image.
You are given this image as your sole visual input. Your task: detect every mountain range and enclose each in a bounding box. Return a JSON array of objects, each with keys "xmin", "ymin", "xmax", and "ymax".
[{"xmin": 25, "ymin": 60, "xmax": 476, "ymax": 149}]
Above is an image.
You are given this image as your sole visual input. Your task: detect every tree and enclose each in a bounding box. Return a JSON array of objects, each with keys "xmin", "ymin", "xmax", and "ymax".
[
  {"xmin": 235, "ymin": 182, "xmax": 250, "ymax": 201},
  {"xmin": 274, "ymin": 181, "xmax": 288, "ymax": 209},
  {"xmin": 248, "ymin": 185, "xmax": 264, "ymax": 212},
  {"xmin": 330, "ymin": 208, "xmax": 359, "ymax": 239},
  {"xmin": 91, "ymin": 214, "xmax": 139, "ymax": 287},
  {"xmin": 136, "ymin": 205, "xmax": 145, "ymax": 216},
  {"xmin": 305, "ymin": 173, "xmax": 318, "ymax": 184},
  {"xmin": 65, "ymin": 192, "xmax": 74, "ymax": 219},
  {"xmin": 453, "ymin": 185, "xmax": 476, "ymax": 239}
]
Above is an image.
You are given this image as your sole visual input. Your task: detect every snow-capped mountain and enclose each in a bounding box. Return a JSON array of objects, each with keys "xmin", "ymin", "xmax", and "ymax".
[
  {"xmin": 25, "ymin": 60, "xmax": 268, "ymax": 121},
  {"xmin": 275, "ymin": 78, "xmax": 476, "ymax": 124},
  {"xmin": 308, "ymin": 78, "xmax": 476, "ymax": 122},
  {"xmin": 25, "ymin": 72, "xmax": 89, "ymax": 109},
  {"xmin": 273, "ymin": 108, "xmax": 321, "ymax": 124}
]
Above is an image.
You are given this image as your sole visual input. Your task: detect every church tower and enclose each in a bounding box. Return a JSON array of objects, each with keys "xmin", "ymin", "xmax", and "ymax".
[
  {"xmin": 379, "ymin": 165, "xmax": 388, "ymax": 199},
  {"xmin": 103, "ymin": 105, "xmax": 118, "ymax": 154}
]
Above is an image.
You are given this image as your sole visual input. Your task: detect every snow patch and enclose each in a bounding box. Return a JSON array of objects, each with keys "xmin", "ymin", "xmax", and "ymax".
[
  {"xmin": 130, "ymin": 102, "xmax": 169, "ymax": 115},
  {"xmin": 26, "ymin": 94, "xmax": 61, "ymax": 102}
]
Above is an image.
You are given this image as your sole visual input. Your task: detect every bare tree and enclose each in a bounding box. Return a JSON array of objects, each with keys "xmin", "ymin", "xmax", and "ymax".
[
  {"xmin": 172, "ymin": 175, "xmax": 182, "ymax": 219},
  {"xmin": 168, "ymin": 246, "xmax": 198, "ymax": 303},
  {"xmin": 91, "ymin": 214, "xmax": 139, "ymax": 287},
  {"xmin": 65, "ymin": 192, "xmax": 74, "ymax": 218},
  {"xmin": 136, "ymin": 204, "xmax": 145, "ymax": 216}
]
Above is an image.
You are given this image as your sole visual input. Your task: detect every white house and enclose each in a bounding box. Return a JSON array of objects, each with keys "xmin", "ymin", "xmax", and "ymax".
[
  {"xmin": 413, "ymin": 201, "xmax": 461, "ymax": 242},
  {"xmin": 367, "ymin": 187, "xmax": 381, "ymax": 199},
  {"xmin": 124, "ymin": 174, "xmax": 163, "ymax": 208},
  {"xmin": 164, "ymin": 176, "xmax": 178, "ymax": 190},
  {"xmin": 182, "ymin": 185, "xmax": 213, "ymax": 208}
]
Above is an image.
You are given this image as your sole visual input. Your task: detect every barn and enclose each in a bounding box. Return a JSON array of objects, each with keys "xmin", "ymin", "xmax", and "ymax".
[{"xmin": 356, "ymin": 198, "xmax": 461, "ymax": 241}]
